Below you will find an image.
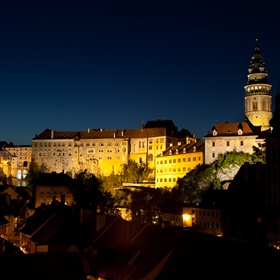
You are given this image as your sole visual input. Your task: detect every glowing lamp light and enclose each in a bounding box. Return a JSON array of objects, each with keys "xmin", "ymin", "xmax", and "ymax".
[{"xmin": 182, "ymin": 214, "xmax": 192, "ymax": 227}]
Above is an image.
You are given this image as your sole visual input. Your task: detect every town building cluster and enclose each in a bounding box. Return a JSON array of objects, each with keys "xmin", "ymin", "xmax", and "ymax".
[
  {"xmin": 0, "ymin": 39, "xmax": 273, "ymax": 190},
  {"xmin": 1, "ymin": 38, "xmax": 280, "ymax": 279}
]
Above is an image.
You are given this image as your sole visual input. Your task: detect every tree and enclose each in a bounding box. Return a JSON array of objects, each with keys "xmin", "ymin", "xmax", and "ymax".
[
  {"xmin": 121, "ymin": 160, "xmax": 150, "ymax": 183},
  {"xmin": 0, "ymin": 168, "xmax": 7, "ymax": 185},
  {"xmin": 25, "ymin": 157, "xmax": 49, "ymax": 191},
  {"xmin": 72, "ymin": 170, "xmax": 119, "ymax": 215},
  {"xmin": 177, "ymin": 149, "xmax": 267, "ymax": 205},
  {"xmin": 128, "ymin": 188, "xmax": 161, "ymax": 223}
]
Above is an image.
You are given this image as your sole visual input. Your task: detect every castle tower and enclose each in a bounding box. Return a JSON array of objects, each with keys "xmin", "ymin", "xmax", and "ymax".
[{"xmin": 244, "ymin": 37, "xmax": 272, "ymax": 131}]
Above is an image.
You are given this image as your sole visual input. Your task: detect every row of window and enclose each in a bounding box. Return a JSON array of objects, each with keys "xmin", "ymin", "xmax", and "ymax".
[
  {"xmin": 212, "ymin": 141, "xmax": 244, "ymax": 147},
  {"xmin": 34, "ymin": 142, "xmax": 127, "ymax": 147},
  {"xmin": 193, "ymin": 209, "xmax": 220, "ymax": 217},
  {"xmin": 156, "ymin": 178, "xmax": 177, "ymax": 183},
  {"xmin": 198, "ymin": 222, "xmax": 220, "ymax": 229},
  {"xmin": 157, "ymin": 166, "xmax": 191, "ymax": 173},
  {"xmin": 246, "ymin": 85, "xmax": 270, "ymax": 92},
  {"xmin": 38, "ymin": 148, "xmax": 126, "ymax": 157},
  {"xmin": 157, "ymin": 157, "xmax": 200, "ymax": 165},
  {"xmin": 149, "ymin": 146, "xmax": 163, "ymax": 150}
]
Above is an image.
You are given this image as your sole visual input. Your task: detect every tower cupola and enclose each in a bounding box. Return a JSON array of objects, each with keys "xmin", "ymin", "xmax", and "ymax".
[{"xmin": 244, "ymin": 36, "xmax": 272, "ymax": 131}]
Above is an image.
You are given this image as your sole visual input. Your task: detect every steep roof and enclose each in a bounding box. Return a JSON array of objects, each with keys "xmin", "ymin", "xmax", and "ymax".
[
  {"xmin": 159, "ymin": 141, "xmax": 204, "ymax": 157},
  {"xmin": 0, "ymin": 253, "xmax": 84, "ymax": 280},
  {"xmin": 81, "ymin": 215, "xmax": 280, "ymax": 279},
  {"xmin": 204, "ymin": 121, "xmax": 257, "ymax": 137},
  {"xmin": 33, "ymin": 129, "xmax": 79, "ymax": 140},
  {"xmin": 35, "ymin": 172, "xmax": 74, "ymax": 187},
  {"xmin": 33, "ymin": 126, "xmax": 181, "ymax": 141}
]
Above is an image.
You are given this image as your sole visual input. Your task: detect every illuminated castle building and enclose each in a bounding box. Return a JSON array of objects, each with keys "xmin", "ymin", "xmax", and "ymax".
[
  {"xmin": 31, "ymin": 119, "xmax": 196, "ymax": 180},
  {"xmin": 204, "ymin": 38, "xmax": 272, "ymax": 164}
]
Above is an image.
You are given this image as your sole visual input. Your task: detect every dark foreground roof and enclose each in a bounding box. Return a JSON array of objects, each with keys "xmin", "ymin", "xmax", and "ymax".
[
  {"xmin": 82, "ymin": 216, "xmax": 280, "ymax": 279},
  {"xmin": 0, "ymin": 253, "xmax": 84, "ymax": 280}
]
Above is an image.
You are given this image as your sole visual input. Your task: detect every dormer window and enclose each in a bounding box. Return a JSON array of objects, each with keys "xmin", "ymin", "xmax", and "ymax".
[
  {"xmin": 238, "ymin": 129, "xmax": 243, "ymax": 135},
  {"xmin": 169, "ymin": 150, "xmax": 172, "ymax": 155},
  {"xmin": 183, "ymin": 148, "xmax": 186, "ymax": 153},
  {"xmin": 213, "ymin": 129, "xmax": 217, "ymax": 136},
  {"xmin": 193, "ymin": 146, "xmax": 196, "ymax": 152},
  {"xmin": 176, "ymin": 149, "xmax": 178, "ymax": 154}
]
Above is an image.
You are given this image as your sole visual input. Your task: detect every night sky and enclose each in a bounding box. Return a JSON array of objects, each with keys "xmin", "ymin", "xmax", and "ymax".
[{"xmin": 1, "ymin": 0, "xmax": 280, "ymax": 145}]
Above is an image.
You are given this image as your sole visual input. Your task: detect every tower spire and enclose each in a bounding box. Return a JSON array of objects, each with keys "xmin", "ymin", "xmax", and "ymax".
[
  {"xmin": 244, "ymin": 36, "xmax": 272, "ymax": 131},
  {"xmin": 255, "ymin": 32, "xmax": 259, "ymax": 49}
]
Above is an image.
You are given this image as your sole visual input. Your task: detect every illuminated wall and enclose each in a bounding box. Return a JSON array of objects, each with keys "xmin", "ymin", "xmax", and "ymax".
[
  {"xmin": 183, "ymin": 206, "xmax": 223, "ymax": 236},
  {"xmin": 32, "ymin": 126, "xmax": 184, "ymax": 179},
  {"xmin": 155, "ymin": 141, "xmax": 204, "ymax": 188},
  {"xmin": 203, "ymin": 122, "xmax": 263, "ymax": 165},
  {"xmin": 0, "ymin": 146, "xmax": 32, "ymax": 186}
]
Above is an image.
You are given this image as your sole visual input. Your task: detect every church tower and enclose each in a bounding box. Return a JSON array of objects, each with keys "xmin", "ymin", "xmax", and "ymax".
[{"xmin": 244, "ymin": 37, "xmax": 272, "ymax": 131}]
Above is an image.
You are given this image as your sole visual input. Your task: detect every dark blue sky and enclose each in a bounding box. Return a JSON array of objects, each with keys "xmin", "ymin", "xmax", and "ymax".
[{"xmin": 1, "ymin": 0, "xmax": 280, "ymax": 145}]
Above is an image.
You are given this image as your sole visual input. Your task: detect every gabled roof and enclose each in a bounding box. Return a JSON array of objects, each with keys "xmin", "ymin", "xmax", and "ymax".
[
  {"xmin": 14, "ymin": 186, "xmax": 32, "ymax": 200},
  {"xmin": 0, "ymin": 216, "xmax": 9, "ymax": 225},
  {"xmin": 204, "ymin": 121, "xmax": 257, "ymax": 137},
  {"xmin": 0, "ymin": 253, "xmax": 84, "ymax": 279},
  {"xmin": 144, "ymin": 119, "xmax": 177, "ymax": 130},
  {"xmin": 33, "ymin": 126, "xmax": 181, "ymax": 141},
  {"xmin": 159, "ymin": 141, "xmax": 204, "ymax": 157},
  {"xmin": 0, "ymin": 141, "xmax": 9, "ymax": 150},
  {"xmin": 33, "ymin": 129, "xmax": 80, "ymax": 140},
  {"xmin": 20, "ymin": 201, "xmax": 63, "ymax": 236},
  {"xmin": 35, "ymin": 172, "xmax": 74, "ymax": 187},
  {"xmin": 30, "ymin": 208, "xmax": 80, "ymax": 245},
  {"xmin": 81, "ymin": 215, "xmax": 280, "ymax": 279}
]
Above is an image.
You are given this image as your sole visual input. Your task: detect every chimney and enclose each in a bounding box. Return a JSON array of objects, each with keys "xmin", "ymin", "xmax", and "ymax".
[
  {"xmin": 88, "ymin": 128, "xmax": 90, "ymax": 133},
  {"xmin": 51, "ymin": 130, "xmax": 54, "ymax": 139}
]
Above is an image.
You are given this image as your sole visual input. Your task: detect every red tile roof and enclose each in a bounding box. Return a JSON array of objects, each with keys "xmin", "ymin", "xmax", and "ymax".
[{"xmin": 204, "ymin": 122, "xmax": 256, "ymax": 137}]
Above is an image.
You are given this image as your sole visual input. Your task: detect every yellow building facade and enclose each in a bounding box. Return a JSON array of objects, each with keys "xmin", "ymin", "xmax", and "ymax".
[{"xmin": 155, "ymin": 140, "xmax": 204, "ymax": 188}]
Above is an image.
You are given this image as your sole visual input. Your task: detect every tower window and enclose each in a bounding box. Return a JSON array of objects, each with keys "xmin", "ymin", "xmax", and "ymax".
[{"xmin": 253, "ymin": 101, "xmax": 258, "ymax": 111}]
